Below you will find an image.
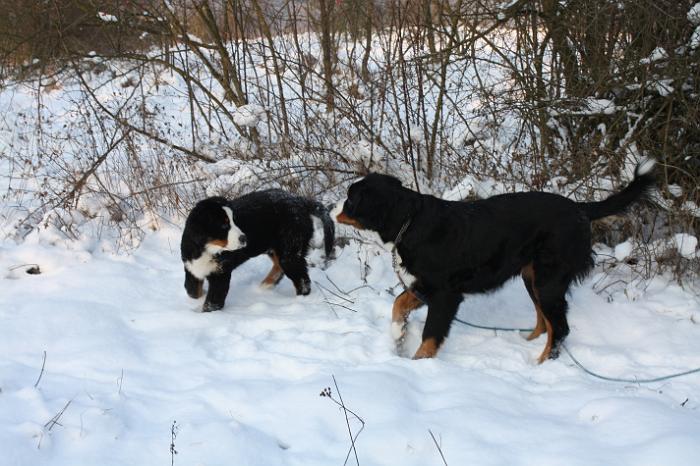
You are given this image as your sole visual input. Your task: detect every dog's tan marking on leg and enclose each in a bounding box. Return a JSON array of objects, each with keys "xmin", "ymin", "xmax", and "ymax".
[
  {"xmin": 391, "ymin": 290, "xmax": 424, "ymax": 341},
  {"xmin": 527, "ymin": 307, "xmax": 547, "ymax": 341},
  {"xmin": 522, "ymin": 263, "xmax": 547, "ymax": 341},
  {"xmin": 413, "ymin": 338, "xmax": 440, "ymax": 359},
  {"xmin": 194, "ymin": 281, "xmax": 204, "ymax": 298},
  {"xmin": 261, "ymin": 252, "xmax": 284, "ymax": 288},
  {"xmin": 537, "ymin": 318, "xmax": 554, "ymax": 364},
  {"xmin": 523, "ymin": 263, "xmax": 556, "ymax": 363},
  {"xmin": 392, "ymin": 290, "xmax": 423, "ymax": 324}
]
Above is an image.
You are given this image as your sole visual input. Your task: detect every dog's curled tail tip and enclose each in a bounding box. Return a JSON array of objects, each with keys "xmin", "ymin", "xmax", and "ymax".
[{"xmin": 635, "ymin": 157, "xmax": 656, "ymax": 177}]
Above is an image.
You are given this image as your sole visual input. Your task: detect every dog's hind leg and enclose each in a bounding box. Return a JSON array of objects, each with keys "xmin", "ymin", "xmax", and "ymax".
[
  {"xmin": 521, "ymin": 263, "xmax": 547, "ymax": 341},
  {"xmin": 413, "ymin": 292, "xmax": 463, "ymax": 359},
  {"xmin": 260, "ymin": 251, "xmax": 284, "ymax": 289},
  {"xmin": 533, "ymin": 281, "xmax": 570, "ymax": 363},
  {"xmin": 391, "ymin": 290, "xmax": 424, "ymax": 342}
]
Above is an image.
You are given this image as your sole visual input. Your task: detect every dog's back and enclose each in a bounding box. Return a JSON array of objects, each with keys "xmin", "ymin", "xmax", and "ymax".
[{"xmin": 226, "ymin": 189, "xmax": 334, "ymax": 258}]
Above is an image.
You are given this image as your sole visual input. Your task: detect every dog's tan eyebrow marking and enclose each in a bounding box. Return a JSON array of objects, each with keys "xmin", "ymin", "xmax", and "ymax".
[{"xmin": 336, "ymin": 212, "xmax": 364, "ymax": 229}]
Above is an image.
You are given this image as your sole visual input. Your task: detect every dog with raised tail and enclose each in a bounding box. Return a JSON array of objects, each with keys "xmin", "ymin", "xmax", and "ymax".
[{"xmin": 337, "ymin": 159, "xmax": 656, "ymax": 362}]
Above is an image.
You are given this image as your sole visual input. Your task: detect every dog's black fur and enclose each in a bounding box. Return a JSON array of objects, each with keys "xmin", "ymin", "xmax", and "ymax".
[
  {"xmin": 337, "ymin": 160, "xmax": 655, "ymax": 361},
  {"xmin": 181, "ymin": 189, "xmax": 335, "ymax": 312}
]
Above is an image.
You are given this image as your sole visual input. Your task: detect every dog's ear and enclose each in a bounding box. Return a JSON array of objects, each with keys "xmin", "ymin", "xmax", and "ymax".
[
  {"xmin": 200, "ymin": 196, "xmax": 227, "ymax": 206},
  {"xmin": 365, "ymin": 172, "xmax": 403, "ymax": 188},
  {"xmin": 383, "ymin": 174, "xmax": 403, "ymax": 188},
  {"xmin": 180, "ymin": 227, "xmax": 207, "ymax": 261},
  {"xmin": 181, "ymin": 204, "xmax": 212, "ymax": 261}
]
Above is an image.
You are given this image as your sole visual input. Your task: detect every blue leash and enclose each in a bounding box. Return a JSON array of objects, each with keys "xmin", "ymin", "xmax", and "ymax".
[
  {"xmin": 454, "ymin": 317, "xmax": 700, "ymax": 383},
  {"xmin": 396, "ymin": 274, "xmax": 700, "ymax": 383}
]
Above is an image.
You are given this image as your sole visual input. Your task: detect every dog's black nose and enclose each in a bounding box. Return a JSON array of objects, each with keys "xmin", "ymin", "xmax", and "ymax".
[{"xmin": 239, "ymin": 234, "xmax": 247, "ymax": 246}]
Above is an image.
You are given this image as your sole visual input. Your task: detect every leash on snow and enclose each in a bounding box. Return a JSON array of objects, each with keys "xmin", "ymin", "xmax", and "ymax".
[{"xmin": 453, "ymin": 317, "xmax": 700, "ymax": 384}]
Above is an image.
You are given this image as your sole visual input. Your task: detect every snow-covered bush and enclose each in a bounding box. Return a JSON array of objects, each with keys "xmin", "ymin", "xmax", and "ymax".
[{"xmin": 0, "ymin": 0, "xmax": 697, "ymax": 284}]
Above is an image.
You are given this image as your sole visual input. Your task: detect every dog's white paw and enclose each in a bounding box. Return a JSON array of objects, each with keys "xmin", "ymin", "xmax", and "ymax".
[{"xmin": 391, "ymin": 321, "xmax": 406, "ymax": 341}]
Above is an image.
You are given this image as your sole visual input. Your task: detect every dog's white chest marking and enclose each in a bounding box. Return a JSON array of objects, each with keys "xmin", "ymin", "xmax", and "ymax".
[
  {"xmin": 391, "ymin": 246, "xmax": 417, "ymax": 287},
  {"xmin": 183, "ymin": 205, "xmax": 246, "ymax": 280},
  {"xmin": 185, "ymin": 252, "xmax": 219, "ymax": 280}
]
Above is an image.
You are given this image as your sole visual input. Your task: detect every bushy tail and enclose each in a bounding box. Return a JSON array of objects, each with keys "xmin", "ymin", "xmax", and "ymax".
[
  {"xmin": 310, "ymin": 201, "xmax": 336, "ymax": 260},
  {"xmin": 579, "ymin": 158, "xmax": 656, "ymax": 221}
]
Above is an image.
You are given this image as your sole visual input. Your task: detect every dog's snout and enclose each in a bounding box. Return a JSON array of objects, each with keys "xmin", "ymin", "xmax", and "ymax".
[{"xmin": 239, "ymin": 234, "xmax": 247, "ymax": 246}]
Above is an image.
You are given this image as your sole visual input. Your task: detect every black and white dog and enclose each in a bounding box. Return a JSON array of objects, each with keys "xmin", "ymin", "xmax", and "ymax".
[{"xmin": 181, "ymin": 189, "xmax": 335, "ymax": 312}]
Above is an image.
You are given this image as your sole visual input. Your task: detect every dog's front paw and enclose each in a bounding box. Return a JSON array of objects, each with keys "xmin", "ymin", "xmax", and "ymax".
[
  {"xmin": 295, "ymin": 280, "xmax": 311, "ymax": 296},
  {"xmin": 391, "ymin": 320, "xmax": 407, "ymax": 342},
  {"xmin": 259, "ymin": 281, "xmax": 276, "ymax": 290},
  {"xmin": 548, "ymin": 344, "xmax": 561, "ymax": 360},
  {"xmin": 202, "ymin": 301, "xmax": 223, "ymax": 312},
  {"xmin": 391, "ymin": 320, "xmax": 409, "ymax": 356},
  {"xmin": 412, "ymin": 338, "xmax": 439, "ymax": 359}
]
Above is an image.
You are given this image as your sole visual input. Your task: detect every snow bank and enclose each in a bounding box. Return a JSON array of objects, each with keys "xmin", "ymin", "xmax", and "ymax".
[{"xmin": 1, "ymin": 225, "xmax": 699, "ymax": 465}]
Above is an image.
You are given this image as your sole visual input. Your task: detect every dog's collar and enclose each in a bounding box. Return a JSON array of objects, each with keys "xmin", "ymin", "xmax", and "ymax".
[{"xmin": 392, "ymin": 218, "xmax": 412, "ymax": 248}]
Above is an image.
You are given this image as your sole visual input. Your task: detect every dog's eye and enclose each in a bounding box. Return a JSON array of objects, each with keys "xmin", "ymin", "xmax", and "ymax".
[
  {"xmin": 346, "ymin": 194, "xmax": 362, "ymax": 210},
  {"xmin": 220, "ymin": 222, "xmax": 229, "ymax": 231}
]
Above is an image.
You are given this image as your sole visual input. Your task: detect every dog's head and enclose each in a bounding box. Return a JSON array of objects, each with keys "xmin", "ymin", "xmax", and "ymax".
[
  {"xmin": 182, "ymin": 197, "xmax": 248, "ymax": 256},
  {"xmin": 180, "ymin": 197, "xmax": 248, "ymax": 291},
  {"xmin": 336, "ymin": 173, "xmax": 406, "ymax": 234}
]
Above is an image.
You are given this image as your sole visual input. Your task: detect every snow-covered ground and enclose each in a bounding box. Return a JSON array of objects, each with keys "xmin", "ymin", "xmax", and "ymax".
[{"xmin": 2, "ymin": 222, "xmax": 700, "ymax": 466}]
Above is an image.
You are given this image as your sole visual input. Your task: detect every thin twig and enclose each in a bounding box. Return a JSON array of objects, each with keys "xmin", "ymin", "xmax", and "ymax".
[
  {"xmin": 322, "ymin": 273, "xmax": 353, "ymax": 297},
  {"xmin": 313, "ymin": 281, "xmax": 339, "ymax": 317},
  {"xmin": 44, "ymin": 399, "xmax": 73, "ymax": 431},
  {"xmin": 333, "ymin": 375, "xmax": 363, "ymax": 466},
  {"xmin": 170, "ymin": 420, "xmax": 179, "ymax": 466},
  {"xmin": 117, "ymin": 369, "xmax": 124, "ymax": 395},
  {"xmin": 320, "ymin": 376, "xmax": 365, "ymax": 466},
  {"xmin": 429, "ymin": 429, "xmax": 449, "ymax": 466},
  {"xmin": 34, "ymin": 350, "xmax": 47, "ymax": 388},
  {"xmin": 315, "ymin": 281, "xmax": 355, "ymax": 304},
  {"xmin": 326, "ymin": 302, "xmax": 358, "ymax": 313},
  {"xmin": 313, "ymin": 281, "xmax": 357, "ymax": 313}
]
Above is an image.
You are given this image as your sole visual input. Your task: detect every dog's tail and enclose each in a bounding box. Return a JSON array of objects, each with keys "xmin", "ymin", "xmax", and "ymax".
[
  {"xmin": 578, "ymin": 158, "xmax": 656, "ymax": 221},
  {"xmin": 310, "ymin": 201, "xmax": 336, "ymax": 261}
]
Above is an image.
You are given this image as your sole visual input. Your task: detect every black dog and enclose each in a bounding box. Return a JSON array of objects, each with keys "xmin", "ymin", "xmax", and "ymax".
[
  {"xmin": 337, "ymin": 159, "xmax": 655, "ymax": 362},
  {"xmin": 181, "ymin": 189, "xmax": 335, "ymax": 311}
]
